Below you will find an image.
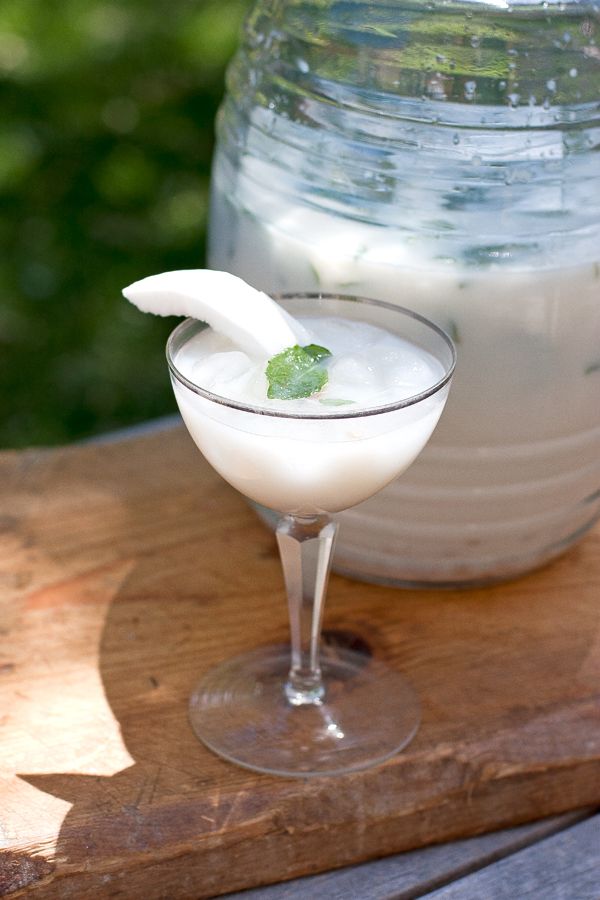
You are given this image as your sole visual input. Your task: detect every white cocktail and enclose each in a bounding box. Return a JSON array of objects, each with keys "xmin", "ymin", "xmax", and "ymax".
[
  {"xmin": 125, "ymin": 273, "xmax": 455, "ymax": 776},
  {"xmin": 171, "ymin": 310, "xmax": 448, "ymax": 514}
]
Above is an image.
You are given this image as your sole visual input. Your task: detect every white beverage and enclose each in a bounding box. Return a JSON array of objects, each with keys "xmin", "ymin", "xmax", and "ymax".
[
  {"xmin": 209, "ymin": 177, "xmax": 600, "ymax": 583},
  {"xmin": 171, "ymin": 316, "xmax": 449, "ymax": 514}
]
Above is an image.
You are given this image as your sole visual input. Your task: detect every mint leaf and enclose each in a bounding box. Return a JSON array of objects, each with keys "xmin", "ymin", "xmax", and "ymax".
[
  {"xmin": 266, "ymin": 344, "xmax": 331, "ymax": 399},
  {"xmin": 303, "ymin": 344, "xmax": 332, "ymax": 363},
  {"xmin": 319, "ymin": 398, "xmax": 355, "ymax": 407}
]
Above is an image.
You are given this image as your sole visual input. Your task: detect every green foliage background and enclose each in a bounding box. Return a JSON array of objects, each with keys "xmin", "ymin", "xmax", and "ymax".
[{"xmin": 0, "ymin": 0, "xmax": 250, "ymax": 447}]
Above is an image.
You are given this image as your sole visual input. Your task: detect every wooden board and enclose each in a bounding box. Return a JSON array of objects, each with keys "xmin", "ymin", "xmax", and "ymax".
[
  {"xmin": 221, "ymin": 810, "xmax": 595, "ymax": 899},
  {"xmin": 1, "ymin": 426, "xmax": 599, "ymax": 899}
]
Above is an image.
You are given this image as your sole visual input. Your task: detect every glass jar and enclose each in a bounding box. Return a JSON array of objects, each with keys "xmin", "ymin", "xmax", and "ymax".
[{"xmin": 207, "ymin": 0, "xmax": 600, "ymax": 586}]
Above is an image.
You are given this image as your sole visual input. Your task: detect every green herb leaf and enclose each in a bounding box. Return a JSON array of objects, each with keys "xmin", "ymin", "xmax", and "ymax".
[
  {"xmin": 303, "ymin": 344, "xmax": 332, "ymax": 363},
  {"xmin": 266, "ymin": 344, "xmax": 331, "ymax": 399},
  {"xmin": 319, "ymin": 398, "xmax": 355, "ymax": 407}
]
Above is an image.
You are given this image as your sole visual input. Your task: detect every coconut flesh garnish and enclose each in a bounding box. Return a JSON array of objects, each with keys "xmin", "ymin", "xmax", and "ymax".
[{"xmin": 122, "ymin": 269, "xmax": 310, "ymax": 358}]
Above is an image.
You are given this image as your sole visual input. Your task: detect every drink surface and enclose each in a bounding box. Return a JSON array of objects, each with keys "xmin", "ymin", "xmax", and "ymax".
[{"xmin": 175, "ymin": 315, "xmax": 445, "ymax": 413}]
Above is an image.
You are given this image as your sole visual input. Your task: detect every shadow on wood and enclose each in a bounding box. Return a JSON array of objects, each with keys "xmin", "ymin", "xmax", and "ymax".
[{"xmin": 2, "ymin": 427, "xmax": 599, "ymax": 898}]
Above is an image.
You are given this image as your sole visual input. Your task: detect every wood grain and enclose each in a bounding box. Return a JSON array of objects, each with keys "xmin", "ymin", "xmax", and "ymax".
[
  {"xmin": 220, "ymin": 811, "xmax": 594, "ymax": 900},
  {"xmin": 423, "ymin": 813, "xmax": 600, "ymax": 900},
  {"xmin": 1, "ymin": 426, "xmax": 599, "ymax": 899}
]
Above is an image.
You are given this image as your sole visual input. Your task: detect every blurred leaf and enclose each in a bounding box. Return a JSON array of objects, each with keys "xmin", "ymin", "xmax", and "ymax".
[
  {"xmin": 0, "ymin": 126, "xmax": 41, "ymax": 187},
  {"xmin": 0, "ymin": 0, "xmax": 251, "ymax": 447},
  {"xmin": 93, "ymin": 146, "xmax": 159, "ymax": 204}
]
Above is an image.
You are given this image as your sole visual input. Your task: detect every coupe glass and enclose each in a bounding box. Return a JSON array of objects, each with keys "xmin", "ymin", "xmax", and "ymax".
[{"xmin": 167, "ymin": 293, "xmax": 455, "ymax": 777}]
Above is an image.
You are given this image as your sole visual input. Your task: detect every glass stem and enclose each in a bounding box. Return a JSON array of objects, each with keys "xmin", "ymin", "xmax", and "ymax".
[{"xmin": 276, "ymin": 513, "xmax": 338, "ymax": 706}]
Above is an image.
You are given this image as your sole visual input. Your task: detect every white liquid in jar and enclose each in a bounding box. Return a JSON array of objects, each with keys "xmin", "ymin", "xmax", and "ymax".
[{"xmin": 209, "ymin": 175, "xmax": 600, "ymax": 584}]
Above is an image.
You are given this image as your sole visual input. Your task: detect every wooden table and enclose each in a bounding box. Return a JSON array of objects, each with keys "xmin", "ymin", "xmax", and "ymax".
[{"xmin": 1, "ymin": 419, "xmax": 599, "ymax": 899}]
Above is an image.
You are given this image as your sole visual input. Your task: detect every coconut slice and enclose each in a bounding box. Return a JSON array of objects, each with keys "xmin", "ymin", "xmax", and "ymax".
[{"xmin": 122, "ymin": 269, "xmax": 310, "ymax": 357}]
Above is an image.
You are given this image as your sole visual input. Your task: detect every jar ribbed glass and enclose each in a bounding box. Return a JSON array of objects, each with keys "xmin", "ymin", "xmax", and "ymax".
[{"xmin": 208, "ymin": 0, "xmax": 600, "ymax": 586}]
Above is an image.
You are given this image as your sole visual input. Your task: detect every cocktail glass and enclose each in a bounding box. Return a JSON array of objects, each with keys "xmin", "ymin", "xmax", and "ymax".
[{"xmin": 167, "ymin": 293, "xmax": 455, "ymax": 777}]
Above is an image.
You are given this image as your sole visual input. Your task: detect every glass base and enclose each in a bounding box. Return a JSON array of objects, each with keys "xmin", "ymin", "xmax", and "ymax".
[{"xmin": 189, "ymin": 645, "xmax": 420, "ymax": 777}]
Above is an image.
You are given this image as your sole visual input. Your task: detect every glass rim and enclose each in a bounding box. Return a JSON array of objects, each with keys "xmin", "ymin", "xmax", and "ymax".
[{"xmin": 165, "ymin": 292, "xmax": 456, "ymax": 421}]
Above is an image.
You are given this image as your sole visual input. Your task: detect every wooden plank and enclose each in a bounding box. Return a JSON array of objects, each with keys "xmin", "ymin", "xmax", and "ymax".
[
  {"xmin": 422, "ymin": 813, "xmax": 600, "ymax": 899},
  {"xmin": 220, "ymin": 811, "xmax": 591, "ymax": 900},
  {"xmin": 1, "ymin": 427, "xmax": 600, "ymax": 899}
]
